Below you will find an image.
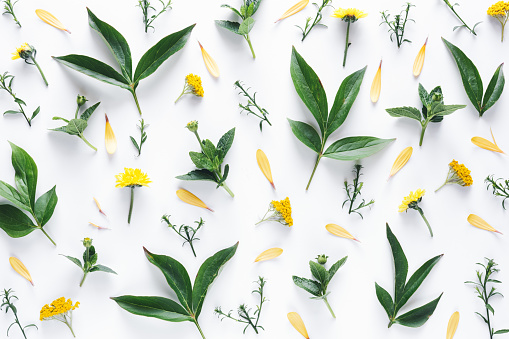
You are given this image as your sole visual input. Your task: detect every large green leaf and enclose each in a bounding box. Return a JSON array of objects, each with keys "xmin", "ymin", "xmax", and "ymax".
[
  {"xmin": 50, "ymin": 119, "xmax": 88, "ymax": 136},
  {"xmin": 482, "ymin": 64, "xmax": 505, "ymax": 115},
  {"xmin": 34, "ymin": 186, "xmax": 57, "ymax": 227},
  {"xmin": 309, "ymin": 261, "xmax": 328, "ymax": 287},
  {"xmin": 375, "ymin": 282, "xmax": 394, "ymax": 319},
  {"xmin": 62, "ymin": 255, "xmax": 83, "ymax": 269},
  {"xmin": 293, "ymin": 276, "xmax": 322, "ymax": 297},
  {"xmin": 192, "ymin": 242, "xmax": 238, "ymax": 317},
  {"xmin": 220, "ymin": 4, "xmax": 242, "ymax": 18},
  {"xmin": 176, "ymin": 169, "xmax": 217, "ymax": 182},
  {"xmin": 386, "ymin": 224, "xmax": 408, "ymax": 306},
  {"xmin": 246, "ymin": 0, "xmax": 262, "ymax": 15},
  {"xmin": 112, "ymin": 296, "xmax": 193, "ymax": 322},
  {"xmin": 395, "ymin": 254, "xmax": 443, "ymax": 313},
  {"xmin": 87, "ymin": 8, "xmax": 132, "ymax": 80},
  {"xmin": 328, "ymin": 256, "xmax": 347, "ymax": 282},
  {"xmin": 288, "ymin": 119, "xmax": 321, "ymax": 153},
  {"xmin": 290, "ymin": 47, "xmax": 328, "ymax": 134},
  {"xmin": 189, "ymin": 152, "xmax": 214, "ymax": 171},
  {"xmin": 144, "ymin": 248, "xmax": 193, "ymax": 312},
  {"xmin": 386, "ymin": 107, "xmax": 422, "ymax": 121},
  {"xmin": 326, "ymin": 66, "xmax": 366, "ymax": 138},
  {"xmin": 134, "ymin": 24, "xmax": 195, "ymax": 83},
  {"xmin": 90, "ymin": 264, "xmax": 117, "ymax": 274},
  {"xmin": 80, "ymin": 102, "xmax": 101, "ymax": 122},
  {"xmin": 0, "ymin": 205, "xmax": 36, "ymax": 238},
  {"xmin": 431, "ymin": 104, "xmax": 466, "ymax": 117},
  {"xmin": 323, "ymin": 137, "xmax": 394, "ymax": 161},
  {"xmin": 216, "ymin": 128, "xmax": 235, "ymax": 161},
  {"xmin": 9, "ymin": 143, "xmax": 37, "ymax": 211},
  {"xmin": 442, "ymin": 38, "xmax": 483, "ymax": 113},
  {"xmin": 0, "ymin": 180, "xmax": 30, "ymax": 212},
  {"xmin": 238, "ymin": 17, "xmax": 255, "ymax": 35},
  {"xmin": 215, "ymin": 20, "xmax": 241, "ymax": 35},
  {"xmin": 53, "ymin": 55, "xmax": 131, "ymax": 89},
  {"xmin": 394, "ymin": 293, "xmax": 443, "ymax": 327}
]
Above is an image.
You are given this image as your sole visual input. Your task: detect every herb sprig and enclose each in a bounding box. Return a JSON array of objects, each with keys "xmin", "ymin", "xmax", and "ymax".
[
  {"xmin": 130, "ymin": 119, "xmax": 148, "ymax": 156},
  {"xmin": 380, "ymin": 3, "xmax": 414, "ymax": 48},
  {"xmin": 343, "ymin": 164, "xmax": 374, "ymax": 218},
  {"xmin": 215, "ymin": 277, "xmax": 267, "ymax": 334},
  {"xmin": 2, "ymin": 0, "xmax": 20, "ymax": 27},
  {"xmin": 137, "ymin": 0, "xmax": 172, "ymax": 33},
  {"xmin": 442, "ymin": 0, "xmax": 481, "ymax": 35},
  {"xmin": 485, "ymin": 175, "xmax": 509, "ymax": 209},
  {"xmin": 1, "ymin": 289, "xmax": 37, "ymax": 339},
  {"xmin": 234, "ymin": 80, "xmax": 271, "ymax": 131},
  {"xmin": 297, "ymin": 0, "xmax": 332, "ymax": 41},
  {"xmin": 162, "ymin": 215, "xmax": 204, "ymax": 257},
  {"xmin": 0, "ymin": 72, "xmax": 40, "ymax": 126}
]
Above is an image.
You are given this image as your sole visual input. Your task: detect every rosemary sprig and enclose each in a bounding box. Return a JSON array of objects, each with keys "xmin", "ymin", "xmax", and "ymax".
[
  {"xmin": 342, "ymin": 164, "xmax": 374, "ymax": 218},
  {"xmin": 485, "ymin": 175, "xmax": 509, "ymax": 209},
  {"xmin": 380, "ymin": 2, "xmax": 415, "ymax": 48},
  {"xmin": 465, "ymin": 258, "xmax": 509, "ymax": 338},
  {"xmin": 442, "ymin": 0, "xmax": 481, "ymax": 35},
  {"xmin": 234, "ymin": 80, "xmax": 271, "ymax": 131},
  {"xmin": 297, "ymin": 0, "xmax": 332, "ymax": 41},
  {"xmin": 130, "ymin": 118, "xmax": 148, "ymax": 156},
  {"xmin": 215, "ymin": 277, "xmax": 267, "ymax": 334},
  {"xmin": 0, "ymin": 72, "xmax": 40, "ymax": 126},
  {"xmin": 1, "ymin": 289, "xmax": 37, "ymax": 339},
  {"xmin": 2, "ymin": 0, "xmax": 21, "ymax": 27},
  {"xmin": 161, "ymin": 215, "xmax": 204, "ymax": 257},
  {"xmin": 137, "ymin": 0, "xmax": 172, "ymax": 33}
]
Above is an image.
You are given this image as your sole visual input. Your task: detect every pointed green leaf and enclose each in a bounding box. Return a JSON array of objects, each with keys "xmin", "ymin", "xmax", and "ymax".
[
  {"xmin": 394, "ymin": 293, "xmax": 443, "ymax": 327},
  {"xmin": 31, "ymin": 106, "xmax": 40, "ymax": 120},
  {"xmin": 309, "ymin": 261, "xmax": 328, "ymax": 286},
  {"xmin": 288, "ymin": 118, "xmax": 321, "ymax": 153},
  {"xmin": 0, "ymin": 205, "xmax": 36, "ymax": 238},
  {"xmin": 9, "ymin": 142, "xmax": 38, "ymax": 211},
  {"xmin": 189, "ymin": 152, "xmax": 214, "ymax": 171},
  {"xmin": 215, "ymin": 20, "xmax": 241, "ymax": 35},
  {"xmin": 431, "ymin": 104, "xmax": 466, "ymax": 117},
  {"xmin": 176, "ymin": 169, "xmax": 217, "ymax": 183},
  {"xmin": 34, "ymin": 185, "xmax": 57, "ymax": 227},
  {"xmin": 90, "ymin": 264, "xmax": 117, "ymax": 274},
  {"xmin": 482, "ymin": 64, "xmax": 505, "ymax": 115},
  {"xmin": 238, "ymin": 17, "xmax": 255, "ymax": 35},
  {"xmin": 220, "ymin": 4, "xmax": 242, "ymax": 18},
  {"xmin": 418, "ymin": 83, "xmax": 430, "ymax": 108},
  {"xmin": 246, "ymin": 0, "xmax": 262, "ymax": 15},
  {"xmin": 112, "ymin": 296, "xmax": 193, "ymax": 322},
  {"xmin": 375, "ymin": 282, "xmax": 394, "ymax": 319},
  {"xmin": 0, "ymin": 180, "xmax": 30, "ymax": 212},
  {"xmin": 293, "ymin": 276, "xmax": 322, "ymax": 297},
  {"xmin": 386, "ymin": 223, "xmax": 408, "ymax": 306},
  {"xmin": 201, "ymin": 139, "xmax": 216, "ymax": 160},
  {"xmin": 216, "ymin": 128, "xmax": 235, "ymax": 161},
  {"xmin": 323, "ymin": 137, "xmax": 394, "ymax": 161},
  {"xmin": 386, "ymin": 106, "xmax": 422, "ymax": 121},
  {"xmin": 80, "ymin": 102, "xmax": 100, "ymax": 121},
  {"xmin": 328, "ymin": 256, "xmax": 348, "ymax": 281},
  {"xmin": 61, "ymin": 255, "xmax": 83, "ymax": 269},
  {"xmin": 494, "ymin": 329, "xmax": 509, "ymax": 334}
]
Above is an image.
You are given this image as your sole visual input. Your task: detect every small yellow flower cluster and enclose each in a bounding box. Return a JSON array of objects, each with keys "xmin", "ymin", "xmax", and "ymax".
[
  {"xmin": 399, "ymin": 189, "xmax": 425, "ymax": 212},
  {"xmin": 449, "ymin": 160, "xmax": 473, "ymax": 186},
  {"xmin": 271, "ymin": 197, "xmax": 293, "ymax": 226},
  {"xmin": 185, "ymin": 74, "xmax": 204, "ymax": 97},
  {"xmin": 11, "ymin": 43, "xmax": 31, "ymax": 60},
  {"xmin": 488, "ymin": 1, "xmax": 509, "ymax": 16},
  {"xmin": 115, "ymin": 168, "xmax": 151, "ymax": 188},
  {"xmin": 40, "ymin": 297, "xmax": 79, "ymax": 321},
  {"xmin": 331, "ymin": 8, "xmax": 368, "ymax": 22}
]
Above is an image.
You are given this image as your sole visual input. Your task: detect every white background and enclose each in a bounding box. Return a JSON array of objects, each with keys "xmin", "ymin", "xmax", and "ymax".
[{"xmin": 1, "ymin": 0, "xmax": 509, "ymax": 338}]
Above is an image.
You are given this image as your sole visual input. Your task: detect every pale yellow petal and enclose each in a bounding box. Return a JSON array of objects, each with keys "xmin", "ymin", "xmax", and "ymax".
[
  {"xmin": 370, "ymin": 60, "xmax": 382, "ymax": 103},
  {"xmin": 446, "ymin": 311, "xmax": 460, "ymax": 339},
  {"xmin": 287, "ymin": 312, "xmax": 309, "ymax": 339},
  {"xmin": 256, "ymin": 149, "xmax": 275, "ymax": 189},
  {"xmin": 413, "ymin": 37, "xmax": 427, "ymax": 77},
  {"xmin": 9, "ymin": 257, "xmax": 33, "ymax": 286},
  {"xmin": 325, "ymin": 223, "xmax": 359, "ymax": 242},
  {"xmin": 467, "ymin": 214, "xmax": 502, "ymax": 234},
  {"xmin": 176, "ymin": 189, "xmax": 213, "ymax": 211},
  {"xmin": 105, "ymin": 114, "xmax": 117, "ymax": 155},
  {"xmin": 275, "ymin": 0, "xmax": 309, "ymax": 22},
  {"xmin": 472, "ymin": 129, "xmax": 504, "ymax": 153},
  {"xmin": 93, "ymin": 197, "xmax": 106, "ymax": 216},
  {"xmin": 89, "ymin": 222, "xmax": 110, "ymax": 230},
  {"xmin": 35, "ymin": 9, "xmax": 71, "ymax": 33},
  {"xmin": 389, "ymin": 147, "xmax": 413, "ymax": 179},
  {"xmin": 254, "ymin": 248, "xmax": 283, "ymax": 262},
  {"xmin": 198, "ymin": 41, "xmax": 219, "ymax": 78}
]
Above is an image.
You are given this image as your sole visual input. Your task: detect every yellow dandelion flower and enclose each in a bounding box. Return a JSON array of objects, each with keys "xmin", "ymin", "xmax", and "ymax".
[
  {"xmin": 488, "ymin": 1, "xmax": 509, "ymax": 41},
  {"xmin": 40, "ymin": 297, "xmax": 79, "ymax": 336},
  {"xmin": 116, "ymin": 168, "xmax": 151, "ymax": 224},
  {"xmin": 11, "ymin": 43, "xmax": 31, "ymax": 60},
  {"xmin": 331, "ymin": 8, "xmax": 368, "ymax": 21},
  {"xmin": 175, "ymin": 74, "xmax": 204, "ymax": 103},
  {"xmin": 399, "ymin": 189, "xmax": 433, "ymax": 237},
  {"xmin": 256, "ymin": 197, "xmax": 293, "ymax": 227},
  {"xmin": 436, "ymin": 160, "xmax": 473, "ymax": 192}
]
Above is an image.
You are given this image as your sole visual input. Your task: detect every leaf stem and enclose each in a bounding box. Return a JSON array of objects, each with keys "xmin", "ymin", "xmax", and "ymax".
[
  {"xmin": 443, "ymin": 0, "xmax": 477, "ymax": 35},
  {"xmin": 128, "ymin": 186, "xmax": 135, "ymax": 224},
  {"xmin": 343, "ymin": 21, "xmax": 351, "ymax": 67},
  {"xmin": 323, "ymin": 296, "xmax": 336, "ymax": 318},
  {"xmin": 31, "ymin": 57, "xmax": 48, "ymax": 86},
  {"xmin": 416, "ymin": 207, "xmax": 433, "ymax": 237},
  {"xmin": 193, "ymin": 320, "xmax": 207, "ymax": 339},
  {"xmin": 306, "ymin": 154, "xmax": 322, "ymax": 190},
  {"xmin": 79, "ymin": 272, "xmax": 88, "ymax": 287},
  {"xmin": 80, "ymin": 135, "xmax": 97, "ymax": 151},
  {"xmin": 39, "ymin": 227, "xmax": 56, "ymax": 246},
  {"xmin": 419, "ymin": 120, "xmax": 428, "ymax": 146},
  {"xmin": 220, "ymin": 181, "xmax": 235, "ymax": 197},
  {"xmin": 245, "ymin": 34, "xmax": 256, "ymax": 59},
  {"xmin": 131, "ymin": 89, "xmax": 143, "ymax": 115}
]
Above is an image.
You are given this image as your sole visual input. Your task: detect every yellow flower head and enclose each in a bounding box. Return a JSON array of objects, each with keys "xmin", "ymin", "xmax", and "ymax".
[
  {"xmin": 398, "ymin": 189, "xmax": 425, "ymax": 212},
  {"xmin": 332, "ymin": 8, "xmax": 368, "ymax": 22},
  {"xmin": 12, "ymin": 43, "xmax": 32, "ymax": 60},
  {"xmin": 115, "ymin": 168, "xmax": 151, "ymax": 188},
  {"xmin": 185, "ymin": 74, "xmax": 204, "ymax": 97},
  {"xmin": 271, "ymin": 197, "xmax": 293, "ymax": 226},
  {"xmin": 488, "ymin": 1, "xmax": 509, "ymax": 16},
  {"xmin": 40, "ymin": 297, "xmax": 79, "ymax": 321},
  {"xmin": 449, "ymin": 160, "xmax": 473, "ymax": 186}
]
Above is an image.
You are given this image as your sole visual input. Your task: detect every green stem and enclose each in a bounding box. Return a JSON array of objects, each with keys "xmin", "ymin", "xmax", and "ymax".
[
  {"xmin": 194, "ymin": 320, "xmax": 207, "ymax": 339},
  {"xmin": 419, "ymin": 121, "xmax": 428, "ymax": 146},
  {"xmin": 64, "ymin": 318, "xmax": 76, "ymax": 338},
  {"xmin": 175, "ymin": 85, "xmax": 187, "ymax": 103},
  {"xmin": 13, "ymin": 313, "xmax": 28, "ymax": 339},
  {"xmin": 445, "ymin": 1, "xmax": 476, "ymax": 35},
  {"xmin": 79, "ymin": 272, "xmax": 88, "ymax": 287},
  {"xmin": 131, "ymin": 89, "xmax": 143, "ymax": 115},
  {"xmin": 435, "ymin": 181, "xmax": 448, "ymax": 192},
  {"xmin": 323, "ymin": 297, "xmax": 336, "ymax": 318},
  {"xmin": 31, "ymin": 57, "xmax": 48, "ymax": 86},
  {"xmin": 80, "ymin": 135, "xmax": 97, "ymax": 151},
  {"xmin": 220, "ymin": 182, "xmax": 235, "ymax": 197},
  {"xmin": 343, "ymin": 21, "xmax": 351, "ymax": 67},
  {"xmin": 39, "ymin": 227, "xmax": 56, "ymax": 246},
  {"xmin": 417, "ymin": 207, "xmax": 433, "ymax": 237},
  {"xmin": 245, "ymin": 34, "xmax": 256, "ymax": 59},
  {"xmin": 128, "ymin": 186, "xmax": 135, "ymax": 224},
  {"xmin": 306, "ymin": 154, "xmax": 322, "ymax": 190},
  {"xmin": 75, "ymin": 106, "xmax": 80, "ymax": 119}
]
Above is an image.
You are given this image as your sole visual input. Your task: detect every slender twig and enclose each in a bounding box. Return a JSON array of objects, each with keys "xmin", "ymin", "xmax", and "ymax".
[
  {"xmin": 162, "ymin": 215, "xmax": 204, "ymax": 257},
  {"xmin": 137, "ymin": 0, "xmax": 172, "ymax": 33},
  {"xmin": 234, "ymin": 81, "xmax": 271, "ymax": 131},
  {"xmin": 1, "ymin": 289, "xmax": 38, "ymax": 339},
  {"xmin": 2, "ymin": 0, "xmax": 21, "ymax": 27},
  {"xmin": 342, "ymin": 164, "xmax": 374, "ymax": 218},
  {"xmin": 297, "ymin": 0, "xmax": 332, "ymax": 41}
]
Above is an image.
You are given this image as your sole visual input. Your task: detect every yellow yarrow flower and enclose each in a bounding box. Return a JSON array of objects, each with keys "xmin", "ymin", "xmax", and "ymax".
[
  {"xmin": 488, "ymin": 1, "xmax": 509, "ymax": 41},
  {"xmin": 175, "ymin": 74, "xmax": 204, "ymax": 103},
  {"xmin": 436, "ymin": 160, "xmax": 473, "ymax": 192},
  {"xmin": 115, "ymin": 168, "xmax": 151, "ymax": 188},
  {"xmin": 40, "ymin": 297, "xmax": 79, "ymax": 336},
  {"xmin": 331, "ymin": 8, "xmax": 368, "ymax": 21},
  {"xmin": 256, "ymin": 197, "xmax": 293, "ymax": 227},
  {"xmin": 399, "ymin": 189, "xmax": 433, "ymax": 237}
]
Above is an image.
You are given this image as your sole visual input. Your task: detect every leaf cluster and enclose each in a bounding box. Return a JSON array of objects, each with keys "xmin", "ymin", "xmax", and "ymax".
[
  {"xmin": 375, "ymin": 224, "xmax": 443, "ymax": 328},
  {"xmin": 112, "ymin": 243, "xmax": 238, "ymax": 338},
  {"xmin": 162, "ymin": 215, "xmax": 204, "ymax": 257},
  {"xmin": 443, "ymin": 38, "xmax": 504, "ymax": 117},
  {"xmin": 0, "ymin": 72, "xmax": 40, "ymax": 126},
  {"xmin": 234, "ymin": 80, "xmax": 271, "ymax": 131},
  {"xmin": 130, "ymin": 118, "xmax": 148, "ymax": 156},
  {"xmin": 1, "ymin": 288, "xmax": 37, "ymax": 338},
  {"xmin": 2, "ymin": 0, "xmax": 21, "ymax": 27},
  {"xmin": 0, "ymin": 143, "xmax": 57, "ymax": 245},
  {"xmin": 380, "ymin": 2, "xmax": 415, "ymax": 48},
  {"xmin": 342, "ymin": 164, "xmax": 374, "ymax": 218},
  {"xmin": 215, "ymin": 277, "xmax": 267, "ymax": 334},
  {"xmin": 137, "ymin": 0, "xmax": 172, "ymax": 33},
  {"xmin": 485, "ymin": 175, "xmax": 509, "ymax": 209},
  {"xmin": 293, "ymin": 256, "xmax": 347, "ymax": 298},
  {"xmin": 53, "ymin": 8, "xmax": 194, "ymax": 115},
  {"xmin": 296, "ymin": 0, "xmax": 332, "ymax": 41}
]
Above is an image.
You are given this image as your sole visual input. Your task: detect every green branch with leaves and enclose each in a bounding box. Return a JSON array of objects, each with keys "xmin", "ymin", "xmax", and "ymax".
[
  {"xmin": 162, "ymin": 215, "xmax": 204, "ymax": 257},
  {"xmin": 234, "ymin": 80, "xmax": 271, "ymax": 131},
  {"xmin": 380, "ymin": 2, "xmax": 414, "ymax": 48},
  {"xmin": 485, "ymin": 175, "xmax": 509, "ymax": 209},
  {"xmin": 343, "ymin": 164, "xmax": 374, "ymax": 218},
  {"xmin": 130, "ymin": 118, "xmax": 148, "ymax": 156},
  {"xmin": 1, "ymin": 289, "xmax": 37, "ymax": 339},
  {"xmin": 0, "ymin": 72, "xmax": 40, "ymax": 126},
  {"xmin": 137, "ymin": 0, "xmax": 172, "ymax": 33},
  {"xmin": 442, "ymin": 0, "xmax": 481, "ymax": 35},
  {"xmin": 2, "ymin": 0, "xmax": 21, "ymax": 27},
  {"xmin": 297, "ymin": 0, "xmax": 332, "ymax": 41}
]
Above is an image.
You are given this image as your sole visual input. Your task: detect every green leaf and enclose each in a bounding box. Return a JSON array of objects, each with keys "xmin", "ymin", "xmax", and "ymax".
[
  {"xmin": 34, "ymin": 185, "xmax": 57, "ymax": 227},
  {"xmin": 216, "ymin": 128, "xmax": 235, "ymax": 161},
  {"xmin": 0, "ymin": 180, "xmax": 30, "ymax": 212},
  {"xmin": 290, "ymin": 47, "xmax": 328, "ymax": 134},
  {"xmin": 442, "ymin": 38, "xmax": 483, "ymax": 114},
  {"xmin": 375, "ymin": 282, "xmax": 394, "ymax": 319},
  {"xmin": 326, "ymin": 66, "xmax": 366, "ymax": 138},
  {"xmin": 309, "ymin": 261, "xmax": 328, "ymax": 287},
  {"xmin": 482, "ymin": 64, "xmax": 505, "ymax": 115},
  {"xmin": 215, "ymin": 20, "xmax": 241, "ymax": 35},
  {"xmin": 394, "ymin": 293, "xmax": 443, "ymax": 327},
  {"xmin": 0, "ymin": 205, "xmax": 36, "ymax": 238},
  {"xmin": 90, "ymin": 264, "xmax": 117, "ymax": 274},
  {"xmin": 144, "ymin": 248, "xmax": 193, "ymax": 312},
  {"xmin": 51, "ymin": 119, "xmax": 88, "ymax": 136},
  {"xmin": 87, "ymin": 8, "xmax": 133, "ymax": 80},
  {"xmin": 293, "ymin": 276, "xmax": 322, "ymax": 297},
  {"xmin": 80, "ymin": 102, "xmax": 100, "ymax": 121},
  {"xmin": 418, "ymin": 83, "xmax": 430, "ymax": 108},
  {"xmin": 238, "ymin": 17, "xmax": 255, "ymax": 35},
  {"xmin": 386, "ymin": 224, "xmax": 408, "ymax": 306},
  {"xmin": 328, "ymin": 256, "xmax": 348, "ymax": 281},
  {"xmin": 176, "ymin": 169, "xmax": 217, "ymax": 183},
  {"xmin": 395, "ymin": 254, "xmax": 443, "ymax": 313},
  {"xmin": 386, "ymin": 106, "xmax": 422, "ymax": 121},
  {"xmin": 31, "ymin": 107, "xmax": 40, "ymax": 120},
  {"xmin": 431, "ymin": 104, "xmax": 466, "ymax": 117},
  {"xmin": 246, "ymin": 0, "xmax": 262, "ymax": 15},
  {"xmin": 220, "ymin": 4, "xmax": 242, "ymax": 18},
  {"xmin": 134, "ymin": 24, "xmax": 195, "ymax": 83},
  {"xmin": 201, "ymin": 139, "xmax": 216, "ymax": 160},
  {"xmin": 9, "ymin": 142, "xmax": 38, "ymax": 211},
  {"xmin": 494, "ymin": 329, "xmax": 509, "ymax": 334},
  {"xmin": 323, "ymin": 137, "xmax": 395, "ymax": 161},
  {"xmin": 52, "ymin": 55, "xmax": 131, "ymax": 89},
  {"xmin": 192, "ymin": 242, "xmax": 238, "ymax": 318},
  {"xmin": 61, "ymin": 255, "xmax": 83, "ymax": 269},
  {"xmin": 287, "ymin": 119, "xmax": 321, "ymax": 153},
  {"xmin": 4, "ymin": 110, "xmax": 21, "ymax": 115},
  {"xmin": 189, "ymin": 152, "xmax": 215, "ymax": 171},
  {"xmin": 112, "ymin": 296, "xmax": 193, "ymax": 322}
]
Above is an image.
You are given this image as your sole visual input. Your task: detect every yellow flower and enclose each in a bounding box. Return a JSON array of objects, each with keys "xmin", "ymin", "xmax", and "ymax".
[
  {"xmin": 11, "ymin": 43, "xmax": 31, "ymax": 60},
  {"xmin": 115, "ymin": 168, "xmax": 151, "ymax": 188},
  {"xmin": 488, "ymin": 2, "xmax": 509, "ymax": 41},
  {"xmin": 175, "ymin": 74, "xmax": 204, "ymax": 103},
  {"xmin": 398, "ymin": 189, "xmax": 425, "ymax": 212},
  {"xmin": 436, "ymin": 160, "xmax": 473, "ymax": 192},
  {"xmin": 40, "ymin": 297, "xmax": 79, "ymax": 321},
  {"xmin": 256, "ymin": 197, "xmax": 293, "ymax": 227},
  {"xmin": 331, "ymin": 8, "xmax": 368, "ymax": 22}
]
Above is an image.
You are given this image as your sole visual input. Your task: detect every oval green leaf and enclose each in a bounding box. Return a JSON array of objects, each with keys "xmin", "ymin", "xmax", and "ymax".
[
  {"xmin": 0, "ymin": 204, "xmax": 36, "ymax": 238},
  {"xmin": 288, "ymin": 118, "xmax": 321, "ymax": 153},
  {"xmin": 112, "ymin": 295, "xmax": 193, "ymax": 322},
  {"xmin": 323, "ymin": 137, "xmax": 394, "ymax": 161}
]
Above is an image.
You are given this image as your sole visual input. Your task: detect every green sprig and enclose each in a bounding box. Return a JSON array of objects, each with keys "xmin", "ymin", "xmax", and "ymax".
[
  {"xmin": 485, "ymin": 175, "xmax": 509, "ymax": 209},
  {"xmin": 1, "ymin": 289, "xmax": 37, "ymax": 339},
  {"xmin": 296, "ymin": 0, "xmax": 332, "ymax": 41},
  {"xmin": 380, "ymin": 3, "xmax": 415, "ymax": 48},
  {"xmin": 442, "ymin": 0, "xmax": 481, "ymax": 35},
  {"xmin": 343, "ymin": 164, "xmax": 374, "ymax": 218},
  {"xmin": 2, "ymin": 0, "xmax": 21, "ymax": 27},
  {"xmin": 130, "ymin": 119, "xmax": 148, "ymax": 156},
  {"xmin": 0, "ymin": 72, "xmax": 40, "ymax": 126},
  {"xmin": 234, "ymin": 80, "xmax": 271, "ymax": 131},
  {"xmin": 162, "ymin": 215, "xmax": 204, "ymax": 257},
  {"xmin": 137, "ymin": 0, "xmax": 172, "ymax": 33}
]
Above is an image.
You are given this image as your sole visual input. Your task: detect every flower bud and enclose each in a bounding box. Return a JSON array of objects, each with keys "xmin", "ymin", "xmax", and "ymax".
[
  {"xmin": 82, "ymin": 237, "xmax": 93, "ymax": 248},
  {"xmin": 316, "ymin": 254, "xmax": 328, "ymax": 265},
  {"xmin": 77, "ymin": 95, "xmax": 88, "ymax": 107},
  {"xmin": 432, "ymin": 92, "xmax": 443, "ymax": 102},
  {"xmin": 186, "ymin": 120, "xmax": 198, "ymax": 132}
]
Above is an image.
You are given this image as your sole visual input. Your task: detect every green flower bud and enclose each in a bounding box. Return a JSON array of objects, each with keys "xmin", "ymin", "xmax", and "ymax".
[
  {"xmin": 77, "ymin": 95, "xmax": 88, "ymax": 107},
  {"xmin": 316, "ymin": 254, "xmax": 328, "ymax": 265},
  {"xmin": 82, "ymin": 237, "xmax": 93, "ymax": 248},
  {"xmin": 186, "ymin": 120, "xmax": 198, "ymax": 132}
]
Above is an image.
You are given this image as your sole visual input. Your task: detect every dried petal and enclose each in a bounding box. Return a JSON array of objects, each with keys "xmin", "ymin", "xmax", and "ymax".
[
  {"xmin": 446, "ymin": 311, "xmax": 460, "ymax": 339},
  {"xmin": 275, "ymin": 0, "xmax": 309, "ymax": 22},
  {"xmin": 467, "ymin": 214, "xmax": 502, "ymax": 234},
  {"xmin": 413, "ymin": 37, "xmax": 427, "ymax": 76},
  {"xmin": 287, "ymin": 312, "xmax": 309, "ymax": 339},
  {"xmin": 471, "ymin": 128, "xmax": 504, "ymax": 154},
  {"xmin": 93, "ymin": 197, "xmax": 107, "ymax": 216},
  {"xmin": 35, "ymin": 9, "xmax": 71, "ymax": 34},
  {"xmin": 105, "ymin": 114, "xmax": 117, "ymax": 155},
  {"xmin": 325, "ymin": 223, "xmax": 359, "ymax": 242},
  {"xmin": 388, "ymin": 147, "xmax": 413, "ymax": 179},
  {"xmin": 198, "ymin": 41, "xmax": 219, "ymax": 78},
  {"xmin": 89, "ymin": 222, "xmax": 110, "ymax": 230},
  {"xmin": 176, "ymin": 189, "xmax": 213, "ymax": 211},
  {"xmin": 370, "ymin": 60, "xmax": 382, "ymax": 103},
  {"xmin": 9, "ymin": 257, "xmax": 33, "ymax": 286},
  {"xmin": 254, "ymin": 248, "xmax": 283, "ymax": 262},
  {"xmin": 256, "ymin": 149, "xmax": 275, "ymax": 189}
]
